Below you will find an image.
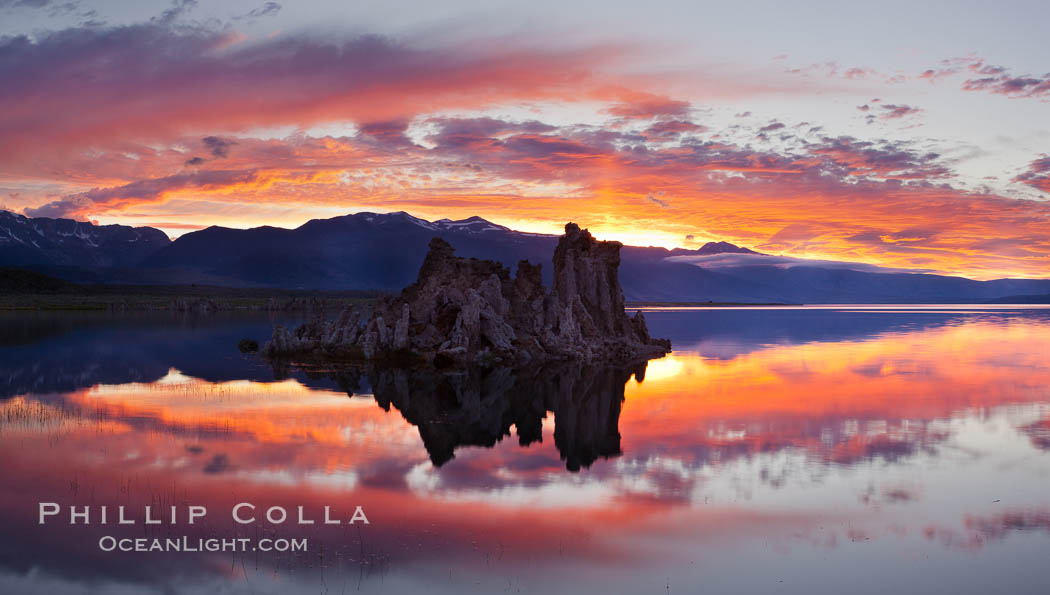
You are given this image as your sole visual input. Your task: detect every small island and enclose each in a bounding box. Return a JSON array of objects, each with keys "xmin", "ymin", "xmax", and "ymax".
[{"xmin": 263, "ymin": 223, "xmax": 671, "ymax": 365}]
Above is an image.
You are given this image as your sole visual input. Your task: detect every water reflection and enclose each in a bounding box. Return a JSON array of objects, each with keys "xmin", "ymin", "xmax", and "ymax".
[
  {"xmin": 312, "ymin": 363, "xmax": 641, "ymax": 470},
  {"xmin": 0, "ymin": 311, "xmax": 334, "ymax": 398},
  {"xmin": 1, "ymin": 307, "xmax": 1050, "ymax": 594}
]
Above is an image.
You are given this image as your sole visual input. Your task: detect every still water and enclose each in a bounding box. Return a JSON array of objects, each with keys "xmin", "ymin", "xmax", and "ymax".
[{"xmin": 1, "ymin": 306, "xmax": 1049, "ymax": 594}]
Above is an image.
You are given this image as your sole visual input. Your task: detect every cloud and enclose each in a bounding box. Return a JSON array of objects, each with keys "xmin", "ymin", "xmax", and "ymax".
[
  {"xmin": 152, "ymin": 0, "xmax": 197, "ymax": 26},
  {"xmin": 878, "ymin": 104, "xmax": 922, "ymax": 119},
  {"xmin": 605, "ymin": 94, "xmax": 691, "ymax": 119},
  {"xmin": 358, "ymin": 119, "xmax": 414, "ymax": 145},
  {"xmin": 754, "ymin": 121, "xmax": 788, "ymax": 141},
  {"xmin": 0, "ymin": 0, "xmax": 75, "ymax": 12},
  {"xmin": 0, "ymin": 18, "xmax": 640, "ymax": 164},
  {"xmin": 961, "ymin": 58, "xmax": 1050, "ymax": 99},
  {"xmin": 806, "ymin": 136, "xmax": 949, "ymax": 179},
  {"xmin": 963, "ymin": 72, "xmax": 1050, "ymax": 99},
  {"xmin": 235, "ymin": 1, "xmax": 281, "ymax": 22},
  {"xmin": 642, "ymin": 120, "xmax": 706, "ymax": 140},
  {"xmin": 859, "ymin": 103, "xmax": 923, "ymax": 124},
  {"xmin": 916, "ymin": 55, "xmax": 979, "ymax": 82},
  {"xmin": 918, "ymin": 68, "xmax": 955, "ymax": 82},
  {"xmin": 784, "ymin": 60, "xmax": 881, "ymax": 82},
  {"xmin": 202, "ymin": 135, "xmax": 236, "ymax": 158},
  {"xmin": 843, "ymin": 67, "xmax": 871, "ymax": 79},
  {"xmin": 0, "ymin": 0, "xmax": 98, "ymax": 22},
  {"xmin": 1014, "ymin": 156, "xmax": 1050, "ymax": 193},
  {"xmin": 918, "ymin": 56, "xmax": 1050, "ymax": 100},
  {"xmin": 11, "ymin": 108, "xmax": 1049, "ymax": 279},
  {"xmin": 1, "ymin": 15, "xmax": 1048, "ymax": 280},
  {"xmin": 647, "ymin": 193, "xmax": 669, "ymax": 208},
  {"xmin": 666, "ymin": 252, "xmax": 933, "ymax": 274},
  {"xmin": 24, "ymin": 169, "xmax": 264, "ymax": 218}
]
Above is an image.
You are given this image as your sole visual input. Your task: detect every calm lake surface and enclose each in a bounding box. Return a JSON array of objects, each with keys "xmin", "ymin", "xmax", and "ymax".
[{"xmin": 2, "ymin": 306, "xmax": 1050, "ymax": 594}]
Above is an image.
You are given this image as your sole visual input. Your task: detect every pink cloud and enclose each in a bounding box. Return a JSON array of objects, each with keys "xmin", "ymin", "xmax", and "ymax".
[
  {"xmin": 604, "ymin": 93, "xmax": 692, "ymax": 119},
  {"xmin": 641, "ymin": 120, "xmax": 707, "ymax": 140},
  {"xmin": 878, "ymin": 104, "xmax": 922, "ymax": 119},
  {"xmin": 0, "ymin": 21, "xmax": 639, "ymax": 165},
  {"xmin": 1014, "ymin": 156, "xmax": 1050, "ymax": 194},
  {"xmin": 918, "ymin": 56, "xmax": 1050, "ymax": 100}
]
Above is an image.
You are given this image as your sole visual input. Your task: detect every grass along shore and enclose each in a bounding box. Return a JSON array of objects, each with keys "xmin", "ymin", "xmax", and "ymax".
[{"xmin": 0, "ymin": 268, "xmax": 381, "ymax": 311}]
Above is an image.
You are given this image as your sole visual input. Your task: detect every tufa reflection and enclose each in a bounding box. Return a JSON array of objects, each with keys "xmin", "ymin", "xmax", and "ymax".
[{"xmin": 276, "ymin": 360, "xmax": 648, "ymax": 471}]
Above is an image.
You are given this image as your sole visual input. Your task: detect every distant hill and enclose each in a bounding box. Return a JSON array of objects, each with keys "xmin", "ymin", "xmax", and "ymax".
[
  {"xmin": 0, "ymin": 267, "xmax": 79, "ymax": 294},
  {"xmin": 137, "ymin": 211, "xmax": 779, "ymax": 298},
  {"xmin": 693, "ymin": 241, "xmax": 759, "ymax": 255},
  {"xmin": 0, "ymin": 210, "xmax": 169, "ymax": 268},
  {"xmin": 3, "ymin": 208, "xmax": 1050, "ymax": 303},
  {"xmin": 985, "ymin": 294, "xmax": 1050, "ymax": 304}
]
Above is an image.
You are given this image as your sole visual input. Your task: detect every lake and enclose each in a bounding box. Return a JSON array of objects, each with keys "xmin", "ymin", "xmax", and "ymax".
[{"xmin": 2, "ymin": 306, "xmax": 1049, "ymax": 594}]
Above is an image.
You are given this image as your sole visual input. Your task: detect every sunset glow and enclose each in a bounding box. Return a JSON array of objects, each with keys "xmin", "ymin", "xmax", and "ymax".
[
  {"xmin": 1, "ymin": 1, "xmax": 1049, "ymax": 279},
  {"xmin": 3, "ymin": 4, "xmax": 1050, "ymax": 593}
]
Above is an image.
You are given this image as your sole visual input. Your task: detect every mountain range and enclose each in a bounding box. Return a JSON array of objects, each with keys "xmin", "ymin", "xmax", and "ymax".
[
  {"xmin": 0, "ymin": 209, "xmax": 168, "ymax": 268},
  {"xmin": 2, "ymin": 209, "xmax": 1049, "ymax": 303}
]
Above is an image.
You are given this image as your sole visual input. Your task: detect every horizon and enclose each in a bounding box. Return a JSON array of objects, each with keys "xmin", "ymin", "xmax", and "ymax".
[
  {"xmin": 6, "ymin": 205, "xmax": 1050, "ymax": 283},
  {"xmin": 1, "ymin": 0, "xmax": 1049, "ymax": 281}
]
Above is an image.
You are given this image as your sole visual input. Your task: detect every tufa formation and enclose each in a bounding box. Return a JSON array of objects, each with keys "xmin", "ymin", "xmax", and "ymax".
[{"xmin": 262, "ymin": 223, "xmax": 670, "ymax": 364}]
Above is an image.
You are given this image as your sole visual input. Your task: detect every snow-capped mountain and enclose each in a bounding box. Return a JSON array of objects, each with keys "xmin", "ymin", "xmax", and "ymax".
[{"xmin": 0, "ymin": 210, "xmax": 170, "ymax": 268}]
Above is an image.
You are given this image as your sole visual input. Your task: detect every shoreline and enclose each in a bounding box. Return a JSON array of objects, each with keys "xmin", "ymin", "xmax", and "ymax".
[
  {"xmin": 0, "ymin": 288, "xmax": 381, "ymax": 311},
  {"xmin": 626, "ymin": 301, "xmax": 799, "ymax": 308}
]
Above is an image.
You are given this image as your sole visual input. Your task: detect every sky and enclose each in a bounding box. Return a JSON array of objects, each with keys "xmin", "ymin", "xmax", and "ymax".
[{"xmin": 0, "ymin": 0, "xmax": 1048, "ymax": 279}]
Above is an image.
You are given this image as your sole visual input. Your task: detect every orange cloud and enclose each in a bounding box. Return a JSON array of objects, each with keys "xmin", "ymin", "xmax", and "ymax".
[{"xmin": 18, "ymin": 119, "xmax": 1050, "ymax": 279}]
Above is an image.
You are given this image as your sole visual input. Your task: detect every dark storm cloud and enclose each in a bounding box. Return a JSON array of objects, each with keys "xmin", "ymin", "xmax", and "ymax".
[{"xmin": 202, "ymin": 135, "xmax": 235, "ymax": 158}]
